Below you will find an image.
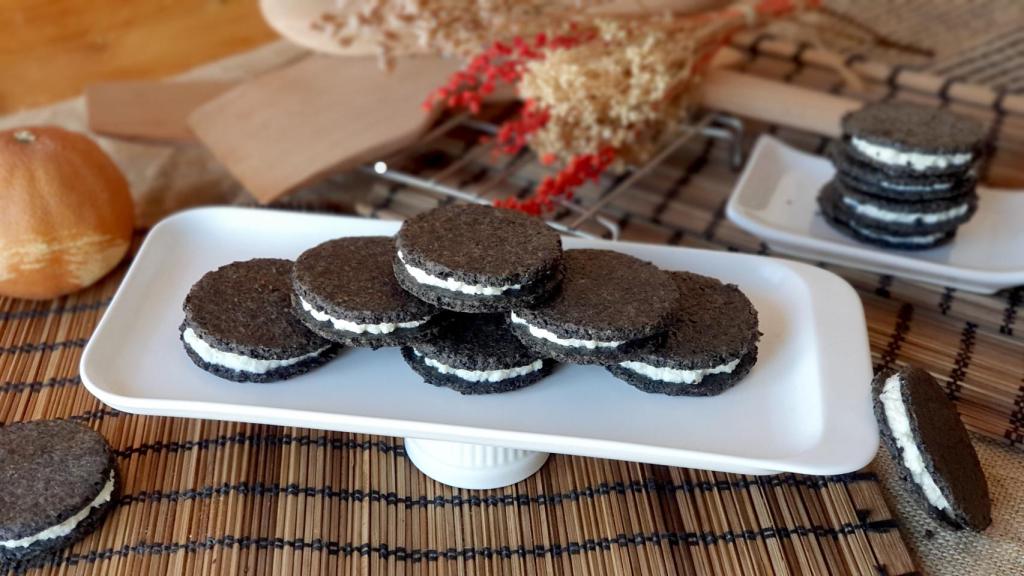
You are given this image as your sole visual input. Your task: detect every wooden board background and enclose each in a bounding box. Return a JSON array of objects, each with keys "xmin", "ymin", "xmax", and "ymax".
[{"xmin": 0, "ymin": 0, "xmax": 275, "ymax": 115}]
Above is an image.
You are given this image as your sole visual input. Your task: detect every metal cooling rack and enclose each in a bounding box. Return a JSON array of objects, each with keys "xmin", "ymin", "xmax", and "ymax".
[{"xmin": 352, "ymin": 111, "xmax": 745, "ymax": 240}]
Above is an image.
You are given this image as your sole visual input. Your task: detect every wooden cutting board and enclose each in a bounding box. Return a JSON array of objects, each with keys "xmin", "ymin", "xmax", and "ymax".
[{"xmin": 188, "ymin": 54, "xmax": 461, "ymax": 203}]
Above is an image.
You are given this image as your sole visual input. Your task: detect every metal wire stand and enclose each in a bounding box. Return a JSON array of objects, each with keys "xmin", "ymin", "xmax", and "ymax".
[{"xmin": 354, "ymin": 112, "xmax": 745, "ymax": 240}]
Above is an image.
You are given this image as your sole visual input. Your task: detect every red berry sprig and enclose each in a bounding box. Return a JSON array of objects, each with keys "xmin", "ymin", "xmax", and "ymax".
[
  {"xmin": 490, "ymin": 99, "xmax": 549, "ymax": 156},
  {"xmin": 493, "ymin": 147, "xmax": 616, "ymax": 215},
  {"xmin": 422, "ymin": 30, "xmax": 588, "ymax": 114},
  {"xmin": 422, "ymin": 26, "xmax": 615, "ymax": 216}
]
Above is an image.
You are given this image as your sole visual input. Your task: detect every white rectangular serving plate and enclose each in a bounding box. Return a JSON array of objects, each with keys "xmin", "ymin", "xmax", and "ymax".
[
  {"xmin": 726, "ymin": 136, "xmax": 1024, "ymax": 294},
  {"xmin": 82, "ymin": 207, "xmax": 877, "ymax": 476}
]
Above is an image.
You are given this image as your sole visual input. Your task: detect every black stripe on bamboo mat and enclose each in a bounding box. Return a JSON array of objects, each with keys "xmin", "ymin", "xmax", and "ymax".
[
  {"xmin": 945, "ymin": 322, "xmax": 979, "ymax": 400},
  {"xmin": 875, "ymin": 304, "xmax": 914, "ymax": 374},
  {"xmin": 0, "ymin": 375, "xmax": 81, "ymax": 395},
  {"xmin": 111, "ymin": 433, "xmax": 405, "ymax": 459},
  {"xmin": 0, "ymin": 297, "xmax": 112, "ymax": 321},
  {"xmin": 113, "ymin": 473, "xmax": 881, "ymax": 508},
  {"xmin": 1002, "ymin": 287, "xmax": 1022, "ymax": 335},
  {"xmin": 54, "ymin": 521, "xmax": 903, "ymax": 566},
  {"xmin": 0, "ymin": 338, "xmax": 89, "ymax": 356}
]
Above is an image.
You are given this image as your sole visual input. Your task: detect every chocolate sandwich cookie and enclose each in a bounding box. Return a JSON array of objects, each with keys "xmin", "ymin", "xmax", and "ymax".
[
  {"xmin": 401, "ymin": 313, "xmax": 554, "ymax": 394},
  {"xmin": 873, "ymin": 366, "xmax": 991, "ymax": 531},
  {"xmin": 840, "ymin": 102, "xmax": 986, "ymax": 176},
  {"xmin": 818, "ymin": 182, "xmax": 956, "ymax": 250},
  {"xmin": 607, "ymin": 272, "xmax": 759, "ymax": 396},
  {"xmin": 181, "ymin": 258, "xmax": 337, "ymax": 383},
  {"xmin": 293, "ymin": 237, "xmax": 443, "ymax": 348},
  {"xmin": 508, "ymin": 249, "xmax": 680, "ymax": 365},
  {"xmin": 822, "ymin": 179, "xmax": 977, "ymax": 234},
  {"xmin": 394, "ymin": 204, "xmax": 563, "ymax": 313},
  {"xmin": 1, "ymin": 420, "xmax": 118, "ymax": 567},
  {"xmin": 828, "ymin": 142, "xmax": 976, "ymax": 201}
]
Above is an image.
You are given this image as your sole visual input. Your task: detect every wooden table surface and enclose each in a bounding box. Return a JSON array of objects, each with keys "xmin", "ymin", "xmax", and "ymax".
[{"xmin": 0, "ymin": 0, "xmax": 276, "ymax": 115}]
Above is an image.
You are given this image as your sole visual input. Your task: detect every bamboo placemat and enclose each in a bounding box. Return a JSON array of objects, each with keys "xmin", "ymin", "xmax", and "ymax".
[
  {"xmin": 3, "ymin": 4, "xmax": 1024, "ymax": 575},
  {"xmin": 0, "ymin": 255, "xmax": 916, "ymax": 576}
]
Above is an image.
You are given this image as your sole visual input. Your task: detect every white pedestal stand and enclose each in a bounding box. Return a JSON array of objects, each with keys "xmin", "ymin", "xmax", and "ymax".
[{"xmin": 404, "ymin": 438, "xmax": 550, "ymax": 490}]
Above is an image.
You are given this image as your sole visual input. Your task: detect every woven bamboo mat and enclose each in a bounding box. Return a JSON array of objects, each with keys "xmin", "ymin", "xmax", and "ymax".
[
  {"xmin": 809, "ymin": 0, "xmax": 1024, "ymax": 94},
  {"xmin": 0, "ymin": 255, "xmax": 916, "ymax": 576},
  {"xmin": 3, "ymin": 5, "xmax": 1024, "ymax": 576}
]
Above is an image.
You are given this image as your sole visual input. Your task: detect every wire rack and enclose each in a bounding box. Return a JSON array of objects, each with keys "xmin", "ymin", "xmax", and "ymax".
[{"xmin": 347, "ymin": 111, "xmax": 746, "ymax": 240}]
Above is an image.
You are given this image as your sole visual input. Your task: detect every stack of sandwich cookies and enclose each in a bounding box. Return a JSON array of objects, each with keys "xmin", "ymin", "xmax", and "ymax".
[
  {"xmin": 509, "ymin": 250, "xmax": 680, "ymax": 365},
  {"xmin": 292, "ymin": 237, "xmax": 443, "ymax": 348},
  {"xmin": 873, "ymin": 366, "xmax": 991, "ymax": 531},
  {"xmin": 176, "ymin": 205, "xmax": 762, "ymax": 398},
  {"xmin": 1, "ymin": 420, "xmax": 119, "ymax": 566},
  {"xmin": 607, "ymin": 272, "xmax": 759, "ymax": 396},
  {"xmin": 818, "ymin": 102, "xmax": 986, "ymax": 250},
  {"xmin": 401, "ymin": 313, "xmax": 554, "ymax": 394},
  {"xmin": 818, "ymin": 180, "xmax": 975, "ymax": 250},
  {"xmin": 394, "ymin": 204, "xmax": 563, "ymax": 313},
  {"xmin": 830, "ymin": 143, "xmax": 976, "ymax": 201},
  {"xmin": 181, "ymin": 259, "xmax": 337, "ymax": 383}
]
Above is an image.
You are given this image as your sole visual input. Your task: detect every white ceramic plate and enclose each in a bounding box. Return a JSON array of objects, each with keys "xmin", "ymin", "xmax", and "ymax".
[
  {"xmin": 81, "ymin": 207, "xmax": 877, "ymax": 476},
  {"xmin": 726, "ymin": 136, "xmax": 1024, "ymax": 294}
]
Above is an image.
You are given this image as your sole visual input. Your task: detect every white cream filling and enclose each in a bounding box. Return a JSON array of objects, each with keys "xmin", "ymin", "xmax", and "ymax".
[
  {"xmin": 877, "ymin": 179, "xmax": 953, "ymax": 192},
  {"xmin": 509, "ymin": 311, "xmax": 623, "ymax": 349},
  {"xmin": 879, "ymin": 373, "xmax": 952, "ymax": 513},
  {"xmin": 842, "ymin": 196, "xmax": 969, "ymax": 225},
  {"xmin": 848, "ymin": 222, "xmax": 946, "ymax": 246},
  {"xmin": 619, "ymin": 357, "xmax": 741, "ymax": 385},
  {"xmin": 299, "ymin": 297, "xmax": 431, "ymax": 335},
  {"xmin": 413, "ymin": 349, "xmax": 544, "ymax": 383},
  {"xmin": 397, "ymin": 251, "xmax": 521, "ymax": 296},
  {"xmin": 1, "ymin": 471, "xmax": 115, "ymax": 549},
  {"xmin": 851, "ymin": 137, "xmax": 972, "ymax": 171},
  {"xmin": 182, "ymin": 328, "xmax": 328, "ymax": 375}
]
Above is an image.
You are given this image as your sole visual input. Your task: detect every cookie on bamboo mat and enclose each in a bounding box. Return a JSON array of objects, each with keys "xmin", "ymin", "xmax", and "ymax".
[
  {"xmin": 509, "ymin": 249, "xmax": 680, "ymax": 365},
  {"xmin": 181, "ymin": 258, "xmax": 337, "ymax": 383},
  {"xmin": 292, "ymin": 236, "xmax": 443, "ymax": 348},
  {"xmin": 394, "ymin": 204, "xmax": 563, "ymax": 313},
  {"xmin": 828, "ymin": 142, "xmax": 976, "ymax": 201},
  {"xmin": 841, "ymin": 102, "xmax": 986, "ymax": 176},
  {"xmin": 607, "ymin": 272, "xmax": 759, "ymax": 396},
  {"xmin": 401, "ymin": 313, "xmax": 554, "ymax": 395},
  {"xmin": 818, "ymin": 181, "xmax": 956, "ymax": 250},
  {"xmin": 0, "ymin": 420, "xmax": 118, "ymax": 567},
  {"xmin": 873, "ymin": 366, "xmax": 991, "ymax": 531}
]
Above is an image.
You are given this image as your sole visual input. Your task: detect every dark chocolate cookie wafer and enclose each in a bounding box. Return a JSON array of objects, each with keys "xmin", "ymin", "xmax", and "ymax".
[
  {"xmin": 293, "ymin": 237, "xmax": 443, "ymax": 348},
  {"xmin": 401, "ymin": 313, "xmax": 554, "ymax": 394},
  {"xmin": 829, "ymin": 142, "xmax": 975, "ymax": 201},
  {"xmin": 841, "ymin": 102, "xmax": 986, "ymax": 176},
  {"xmin": 509, "ymin": 249, "xmax": 680, "ymax": 365},
  {"xmin": 818, "ymin": 182, "xmax": 956, "ymax": 250},
  {"xmin": 607, "ymin": 272, "xmax": 759, "ymax": 396},
  {"xmin": 823, "ymin": 178, "xmax": 977, "ymax": 234},
  {"xmin": 1, "ymin": 420, "xmax": 119, "ymax": 567},
  {"xmin": 873, "ymin": 366, "xmax": 991, "ymax": 531},
  {"xmin": 394, "ymin": 204, "xmax": 563, "ymax": 313},
  {"xmin": 181, "ymin": 258, "xmax": 337, "ymax": 383}
]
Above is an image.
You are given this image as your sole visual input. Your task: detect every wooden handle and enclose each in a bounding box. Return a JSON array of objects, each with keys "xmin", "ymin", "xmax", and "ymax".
[
  {"xmin": 86, "ymin": 81, "xmax": 238, "ymax": 142},
  {"xmin": 699, "ymin": 69, "xmax": 862, "ymax": 137}
]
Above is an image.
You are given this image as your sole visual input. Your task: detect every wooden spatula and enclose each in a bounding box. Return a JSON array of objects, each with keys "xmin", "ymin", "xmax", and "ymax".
[
  {"xmin": 86, "ymin": 80, "xmax": 237, "ymax": 141},
  {"xmin": 188, "ymin": 54, "xmax": 462, "ymax": 204}
]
